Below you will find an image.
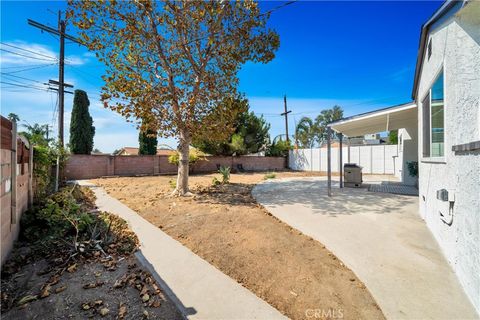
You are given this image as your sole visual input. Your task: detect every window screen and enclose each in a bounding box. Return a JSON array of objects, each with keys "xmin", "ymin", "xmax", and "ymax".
[
  {"xmin": 431, "ymin": 72, "xmax": 444, "ymax": 157},
  {"xmin": 422, "ymin": 92, "xmax": 430, "ymax": 157}
]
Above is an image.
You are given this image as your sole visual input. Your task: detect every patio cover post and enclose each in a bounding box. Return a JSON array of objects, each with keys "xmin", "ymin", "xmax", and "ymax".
[
  {"xmin": 339, "ymin": 133, "xmax": 343, "ymax": 188},
  {"xmin": 327, "ymin": 127, "xmax": 332, "ymax": 197}
]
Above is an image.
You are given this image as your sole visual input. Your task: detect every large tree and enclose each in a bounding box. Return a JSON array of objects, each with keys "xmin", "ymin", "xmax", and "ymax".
[
  {"xmin": 69, "ymin": 0, "xmax": 279, "ymax": 195},
  {"xmin": 139, "ymin": 120, "xmax": 158, "ymax": 155},
  {"xmin": 70, "ymin": 89, "xmax": 95, "ymax": 154},
  {"xmin": 193, "ymin": 95, "xmax": 270, "ymax": 156}
]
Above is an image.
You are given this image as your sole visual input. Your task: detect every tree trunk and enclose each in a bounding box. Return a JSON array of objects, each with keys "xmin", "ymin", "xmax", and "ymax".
[{"xmin": 174, "ymin": 130, "xmax": 191, "ymax": 196}]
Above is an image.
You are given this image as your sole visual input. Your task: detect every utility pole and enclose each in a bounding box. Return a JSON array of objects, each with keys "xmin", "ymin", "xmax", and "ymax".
[
  {"xmin": 28, "ymin": 13, "xmax": 81, "ymax": 147},
  {"xmin": 281, "ymin": 95, "xmax": 291, "ymax": 142},
  {"xmin": 28, "ymin": 13, "xmax": 82, "ymax": 191},
  {"xmin": 58, "ymin": 14, "xmax": 66, "ymax": 147}
]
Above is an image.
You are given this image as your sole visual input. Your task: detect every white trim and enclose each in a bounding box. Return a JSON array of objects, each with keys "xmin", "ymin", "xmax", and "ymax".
[{"xmin": 330, "ymin": 103, "xmax": 417, "ymax": 127}]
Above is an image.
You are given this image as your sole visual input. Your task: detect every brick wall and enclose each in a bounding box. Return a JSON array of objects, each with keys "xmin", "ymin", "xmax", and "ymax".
[
  {"xmin": 1, "ymin": 116, "xmax": 32, "ymax": 265},
  {"xmin": 65, "ymin": 154, "xmax": 286, "ymax": 180}
]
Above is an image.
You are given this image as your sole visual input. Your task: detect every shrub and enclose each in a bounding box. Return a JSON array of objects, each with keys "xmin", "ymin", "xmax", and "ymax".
[
  {"xmin": 169, "ymin": 179, "xmax": 176, "ymax": 189},
  {"xmin": 407, "ymin": 161, "xmax": 418, "ymax": 177},
  {"xmin": 218, "ymin": 166, "xmax": 231, "ymax": 184},
  {"xmin": 266, "ymin": 139, "xmax": 291, "ymax": 157},
  {"xmin": 168, "ymin": 148, "xmax": 205, "ymax": 166},
  {"xmin": 211, "ymin": 177, "xmax": 221, "ymax": 186},
  {"xmin": 264, "ymin": 172, "xmax": 276, "ymax": 180}
]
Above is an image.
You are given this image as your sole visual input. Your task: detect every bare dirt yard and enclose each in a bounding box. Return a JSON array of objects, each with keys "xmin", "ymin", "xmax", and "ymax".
[{"xmin": 92, "ymin": 172, "xmax": 385, "ymax": 320}]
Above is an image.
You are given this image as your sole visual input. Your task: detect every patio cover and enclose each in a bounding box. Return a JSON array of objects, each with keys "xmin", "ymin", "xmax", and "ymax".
[{"xmin": 328, "ymin": 102, "xmax": 417, "ymax": 137}]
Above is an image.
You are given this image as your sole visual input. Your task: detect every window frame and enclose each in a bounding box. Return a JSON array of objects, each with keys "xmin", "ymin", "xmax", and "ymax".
[{"xmin": 421, "ymin": 66, "xmax": 446, "ymax": 163}]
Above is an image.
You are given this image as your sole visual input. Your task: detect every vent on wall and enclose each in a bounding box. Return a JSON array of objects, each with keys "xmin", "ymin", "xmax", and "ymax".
[{"xmin": 427, "ymin": 39, "xmax": 432, "ymax": 60}]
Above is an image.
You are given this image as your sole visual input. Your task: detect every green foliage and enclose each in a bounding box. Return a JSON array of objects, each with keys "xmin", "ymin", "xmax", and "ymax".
[
  {"xmin": 211, "ymin": 177, "xmax": 221, "ymax": 186},
  {"xmin": 139, "ymin": 128, "xmax": 158, "ymax": 155},
  {"xmin": 264, "ymin": 172, "xmax": 276, "ymax": 180},
  {"xmin": 70, "ymin": 90, "xmax": 95, "ymax": 154},
  {"xmin": 168, "ymin": 148, "xmax": 205, "ymax": 166},
  {"xmin": 32, "ymin": 142, "xmax": 68, "ymax": 201},
  {"xmin": 218, "ymin": 166, "xmax": 231, "ymax": 184},
  {"xmin": 388, "ymin": 130, "xmax": 398, "ymax": 145},
  {"xmin": 229, "ymin": 134, "xmax": 247, "ymax": 155},
  {"xmin": 21, "ymin": 186, "xmax": 93, "ymax": 243},
  {"xmin": 21, "ymin": 123, "xmax": 51, "ymax": 147},
  {"xmin": 7, "ymin": 113, "xmax": 20, "ymax": 123},
  {"xmin": 193, "ymin": 96, "xmax": 270, "ymax": 156},
  {"xmin": 294, "ymin": 106, "xmax": 344, "ymax": 147},
  {"xmin": 407, "ymin": 161, "xmax": 418, "ymax": 177},
  {"xmin": 169, "ymin": 179, "xmax": 176, "ymax": 189},
  {"xmin": 21, "ymin": 185, "xmax": 138, "ymax": 256},
  {"xmin": 266, "ymin": 139, "xmax": 291, "ymax": 157}
]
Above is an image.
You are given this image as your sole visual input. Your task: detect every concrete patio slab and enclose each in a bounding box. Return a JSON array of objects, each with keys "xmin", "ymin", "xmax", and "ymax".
[
  {"xmin": 253, "ymin": 177, "xmax": 478, "ymax": 320},
  {"xmin": 77, "ymin": 180, "xmax": 286, "ymax": 320}
]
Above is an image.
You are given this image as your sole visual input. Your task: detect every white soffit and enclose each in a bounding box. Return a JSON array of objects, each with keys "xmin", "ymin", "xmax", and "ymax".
[{"xmin": 329, "ymin": 103, "xmax": 417, "ymax": 137}]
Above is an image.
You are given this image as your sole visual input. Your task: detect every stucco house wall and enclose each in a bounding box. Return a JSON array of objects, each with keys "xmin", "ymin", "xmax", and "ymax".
[{"xmin": 416, "ymin": 3, "xmax": 480, "ymax": 313}]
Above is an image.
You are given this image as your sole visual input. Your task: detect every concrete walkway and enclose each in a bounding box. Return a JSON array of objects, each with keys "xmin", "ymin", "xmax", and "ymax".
[
  {"xmin": 253, "ymin": 177, "xmax": 478, "ymax": 320},
  {"xmin": 78, "ymin": 181, "xmax": 286, "ymax": 320}
]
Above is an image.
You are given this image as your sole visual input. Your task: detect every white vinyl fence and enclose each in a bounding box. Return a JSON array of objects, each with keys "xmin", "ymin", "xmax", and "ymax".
[{"xmin": 289, "ymin": 144, "xmax": 399, "ymax": 174}]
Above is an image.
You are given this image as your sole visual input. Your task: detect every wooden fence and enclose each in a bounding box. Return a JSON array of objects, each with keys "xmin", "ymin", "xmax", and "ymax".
[{"xmin": 1, "ymin": 116, "xmax": 33, "ymax": 265}]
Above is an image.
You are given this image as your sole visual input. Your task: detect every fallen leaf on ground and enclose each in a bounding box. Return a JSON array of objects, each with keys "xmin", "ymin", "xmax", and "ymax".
[
  {"xmin": 118, "ymin": 303, "xmax": 127, "ymax": 319},
  {"xmin": 17, "ymin": 295, "xmax": 37, "ymax": 306},
  {"xmin": 142, "ymin": 294, "xmax": 150, "ymax": 302},
  {"xmin": 67, "ymin": 264, "xmax": 77, "ymax": 273},
  {"xmin": 55, "ymin": 286, "xmax": 67, "ymax": 293},
  {"xmin": 99, "ymin": 307, "xmax": 109, "ymax": 316},
  {"xmin": 39, "ymin": 284, "xmax": 51, "ymax": 298},
  {"xmin": 83, "ymin": 281, "xmax": 104, "ymax": 289}
]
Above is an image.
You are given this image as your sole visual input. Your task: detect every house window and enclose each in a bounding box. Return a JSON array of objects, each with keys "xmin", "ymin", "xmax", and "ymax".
[
  {"xmin": 431, "ymin": 71, "xmax": 444, "ymax": 157},
  {"xmin": 423, "ymin": 71, "xmax": 444, "ymax": 158}
]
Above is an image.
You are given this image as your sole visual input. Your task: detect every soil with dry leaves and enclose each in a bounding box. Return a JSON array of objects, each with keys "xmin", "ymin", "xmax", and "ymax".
[
  {"xmin": 1, "ymin": 186, "xmax": 182, "ymax": 320},
  {"xmin": 92, "ymin": 171, "xmax": 385, "ymax": 320}
]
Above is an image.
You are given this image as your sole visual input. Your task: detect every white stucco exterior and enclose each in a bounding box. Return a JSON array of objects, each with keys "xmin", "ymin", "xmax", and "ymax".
[{"xmin": 415, "ymin": 1, "xmax": 480, "ymax": 314}]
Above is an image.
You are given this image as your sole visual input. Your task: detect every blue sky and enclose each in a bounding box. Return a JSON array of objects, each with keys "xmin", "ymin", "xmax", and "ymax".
[{"xmin": 1, "ymin": 0, "xmax": 441, "ymax": 152}]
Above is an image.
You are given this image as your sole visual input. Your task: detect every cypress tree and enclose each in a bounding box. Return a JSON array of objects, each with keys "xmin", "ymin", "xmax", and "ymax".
[
  {"xmin": 139, "ymin": 128, "xmax": 158, "ymax": 155},
  {"xmin": 69, "ymin": 90, "xmax": 95, "ymax": 154}
]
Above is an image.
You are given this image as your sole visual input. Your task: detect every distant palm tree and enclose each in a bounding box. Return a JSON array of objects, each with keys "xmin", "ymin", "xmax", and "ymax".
[
  {"xmin": 314, "ymin": 105, "xmax": 343, "ymax": 141},
  {"xmin": 21, "ymin": 122, "xmax": 51, "ymax": 146},
  {"xmin": 7, "ymin": 113, "xmax": 20, "ymax": 123},
  {"xmin": 295, "ymin": 117, "xmax": 318, "ymax": 148}
]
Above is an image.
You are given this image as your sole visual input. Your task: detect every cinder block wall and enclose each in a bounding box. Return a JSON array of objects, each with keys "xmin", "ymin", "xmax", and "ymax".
[{"xmin": 65, "ymin": 154, "xmax": 286, "ymax": 180}]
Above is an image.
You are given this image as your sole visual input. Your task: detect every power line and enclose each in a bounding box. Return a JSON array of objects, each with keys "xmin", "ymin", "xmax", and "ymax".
[
  {"xmin": 0, "ymin": 42, "xmax": 58, "ymax": 60},
  {"xmin": 0, "ymin": 72, "xmax": 44, "ymax": 84},
  {"xmin": 0, "ymin": 80, "xmax": 48, "ymax": 91},
  {"xmin": 0, "ymin": 63, "xmax": 54, "ymax": 69},
  {"xmin": 1, "ymin": 63, "xmax": 57, "ymax": 74},
  {"xmin": 0, "ymin": 48, "xmax": 57, "ymax": 62}
]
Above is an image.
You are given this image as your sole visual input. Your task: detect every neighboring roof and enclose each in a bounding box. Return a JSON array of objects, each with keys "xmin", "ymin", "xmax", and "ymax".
[
  {"xmin": 116, "ymin": 147, "xmax": 175, "ymax": 156},
  {"xmin": 411, "ymin": 0, "xmax": 467, "ymax": 99},
  {"xmin": 328, "ymin": 102, "xmax": 417, "ymax": 137}
]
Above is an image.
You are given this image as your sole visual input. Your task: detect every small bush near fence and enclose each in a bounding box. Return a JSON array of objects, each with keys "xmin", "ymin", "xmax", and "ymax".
[{"xmin": 264, "ymin": 172, "xmax": 276, "ymax": 180}]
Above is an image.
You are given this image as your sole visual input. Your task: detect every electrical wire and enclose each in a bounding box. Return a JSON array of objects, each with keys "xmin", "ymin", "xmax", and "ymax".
[
  {"xmin": 0, "ymin": 48, "xmax": 57, "ymax": 62},
  {"xmin": 0, "ymin": 80, "xmax": 48, "ymax": 91},
  {"xmin": 1, "ymin": 63, "xmax": 57, "ymax": 74},
  {"xmin": 0, "ymin": 72, "xmax": 44, "ymax": 84},
  {"xmin": 0, "ymin": 42, "xmax": 58, "ymax": 60}
]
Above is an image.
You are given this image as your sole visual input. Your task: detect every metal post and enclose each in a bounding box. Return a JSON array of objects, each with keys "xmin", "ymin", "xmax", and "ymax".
[
  {"xmin": 327, "ymin": 127, "xmax": 332, "ymax": 197},
  {"xmin": 28, "ymin": 144, "xmax": 33, "ymax": 207},
  {"xmin": 339, "ymin": 133, "xmax": 343, "ymax": 188},
  {"xmin": 11, "ymin": 121, "xmax": 17, "ymax": 225}
]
